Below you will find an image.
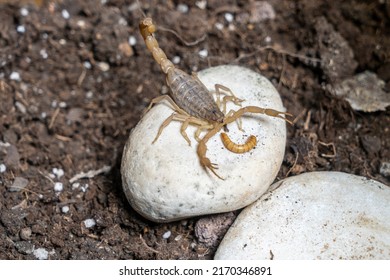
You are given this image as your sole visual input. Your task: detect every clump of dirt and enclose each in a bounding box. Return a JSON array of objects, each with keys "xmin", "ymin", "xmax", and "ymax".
[{"xmin": 0, "ymin": 0, "xmax": 389, "ymax": 259}]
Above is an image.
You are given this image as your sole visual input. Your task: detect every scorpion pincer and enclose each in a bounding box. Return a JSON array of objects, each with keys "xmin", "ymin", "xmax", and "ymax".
[{"xmin": 139, "ymin": 17, "xmax": 293, "ymax": 179}]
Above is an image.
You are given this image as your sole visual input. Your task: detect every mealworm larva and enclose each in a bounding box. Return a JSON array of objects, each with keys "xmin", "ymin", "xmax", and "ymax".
[{"xmin": 220, "ymin": 132, "xmax": 257, "ymax": 154}]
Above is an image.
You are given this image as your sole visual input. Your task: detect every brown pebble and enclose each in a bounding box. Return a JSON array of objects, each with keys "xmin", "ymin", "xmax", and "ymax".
[{"xmin": 20, "ymin": 227, "xmax": 32, "ymax": 240}]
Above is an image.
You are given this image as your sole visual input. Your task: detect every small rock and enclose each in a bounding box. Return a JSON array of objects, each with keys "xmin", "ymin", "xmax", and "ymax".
[
  {"xmin": 84, "ymin": 218, "xmax": 96, "ymax": 228},
  {"xmin": 128, "ymin": 35, "xmax": 137, "ymax": 46},
  {"xmin": 61, "ymin": 9, "xmax": 70, "ymax": 19},
  {"xmin": 224, "ymin": 13, "xmax": 234, "ymax": 23},
  {"xmin": 0, "ymin": 163, "xmax": 6, "ymax": 173},
  {"xmin": 360, "ymin": 135, "xmax": 381, "ymax": 155},
  {"xmin": 198, "ymin": 49, "xmax": 208, "ymax": 58},
  {"xmin": 3, "ymin": 144, "xmax": 20, "ymax": 168},
  {"xmin": 380, "ymin": 162, "xmax": 390, "ymax": 177},
  {"xmin": 177, "ymin": 4, "xmax": 189, "ymax": 13},
  {"xmin": 54, "ymin": 182, "xmax": 63, "ymax": 192},
  {"xmin": 33, "ymin": 248, "xmax": 49, "ymax": 260},
  {"xmin": 15, "ymin": 241, "xmax": 34, "ymax": 255},
  {"xmin": 61, "ymin": 206, "xmax": 70, "ymax": 213},
  {"xmin": 195, "ymin": 212, "xmax": 236, "ymax": 247},
  {"xmin": 16, "ymin": 25, "xmax": 26, "ymax": 33},
  {"xmin": 121, "ymin": 65, "xmax": 288, "ymax": 222},
  {"xmin": 10, "ymin": 72, "xmax": 21, "ymax": 81},
  {"xmin": 9, "ymin": 177, "xmax": 29, "ymax": 192},
  {"xmin": 97, "ymin": 61, "xmax": 110, "ymax": 72},
  {"xmin": 249, "ymin": 1, "xmax": 276, "ymax": 23},
  {"xmin": 20, "ymin": 227, "xmax": 32, "ymax": 240},
  {"xmin": 332, "ymin": 71, "xmax": 390, "ymax": 112},
  {"xmin": 162, "ymin": 231, "xmax": 171, "ymax": 239},
  {"xmin": 215, "ymin": 172, "xmax": 390, "ymax": 260}
]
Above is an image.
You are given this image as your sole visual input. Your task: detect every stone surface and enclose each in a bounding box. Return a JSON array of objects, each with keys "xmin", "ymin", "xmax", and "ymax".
[
  {"xmin": 214, "ymin": 171, "xmax": 390, "ymax": 260},
  {"xmin": 121, "ymin": 65, "xmax": 288, "ymax": 222}
]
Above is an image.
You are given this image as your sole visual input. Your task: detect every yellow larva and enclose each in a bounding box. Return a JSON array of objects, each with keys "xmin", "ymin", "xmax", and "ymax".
[{"xmin": 220, "ymin": 133, "xmax": 257, "ymax": 154}]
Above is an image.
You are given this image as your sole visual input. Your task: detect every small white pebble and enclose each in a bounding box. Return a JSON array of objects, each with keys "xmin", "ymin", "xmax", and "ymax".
[
  {"xmin": 128, "ymin": 35, "xmax": 137, "ymax": 46},
  {"xmin": 59, "ymin": 101, "xmax": 67, "ymax": 108},
  {"xmin": 84, "ymin": 218, "xmax": 96, "ymax": 228},
  {"xmin": 61, "ymin": 206, "xmax": 70, "ymax": 213},
  {"xmin": 97, "ymin": 62, "xmax": 110, "ymax": 72},
  {"xmin": 20, "ymin": 7, "xmax": 29, "ymax": 16},
  {"xmin": 174, "ymin": 234, "xmax": 182, "ymax": 241},
  {"xmin": 224, "ymin": 13, "xmax": 234, "ymax": 23},
  {"xmin": 39, "ymin": 49, "xmax": 48, "ymax": 59},
  {"xmin": 15, "ymin": 101, "xmax": 26, "ymax": 114},
  {"xmin": 198, "ymin": 49, "xmax": 208, "ymax": 58},
  {"xmin": 54, "ymin": 182, "xmax": 63, "ymax": 192},
  {"xmin": 42, "ymin": 33, "xmax": 48, "ymax": 39},
  {"xmin": 59, "ymin": 39, "xmax": 66, "ymax": 45},
  {"xmin": 33, "ymin": 248, "xmax": 49, "ymax": 260},
  {"xmin": 80, "ymin": 183, "xmax": 89, "ymax": 192},
  {"xmin": 177, "ymin": 4, "xmax": 189, "ymax": 13},
  {"xmin": 162, "ymin": 231, "xmax": 171, "ymax": 239},
  {"xmin": 195, "ymin": 0, "xmax": 207, "ymax": 10},
  {"xmin": 86, "ymin": 91, "xmax": 94, "ymax": 98},
  {"xmin": 172, "ymin": 56, "xmax": 181, "ymax": 64},
  {"xmin": 51, "ymin": 100, "xmax": 58, "ymax": 108},
  {"xmin": 52, "ymin": 167, "xmax": 64, "ymax": 179},
  {"xmin": 83, "ymin": 61, "xmax": 91, "ymax": 69},
  {"xmin": 10, "ymin": 72, "xmax": 21, "ymax": 81},
  {"xmin": 264, "ymin": 36, "xmax": 272, "ymax": 43},
  {"xmin": 215, "ymin": 22, "xmax": 224, "ymax": 30},
  {"xmin": 77, "ymin": 20, "xmax": 86, "ymax": 28},
  {"xmin": 61, "ymin": 9, "xmax": 70, "ymax": 19},
  {"xmin": 0, "ymin": 164, "xmax": 6, "ymax": 173},
  {"xmin": 72, "ymin": 182, "xmax": 80, "ymax": 189},
  {"xmin": 118, "ymin": 17, "xmax": 127, "ymax": 26},
  {"xmin": 41, "ymin": 112, "xmax": 47, "ymax": 119},
  {"xmin": 16, "ymin": 25, "xmax": 26, "ymax": 33}
]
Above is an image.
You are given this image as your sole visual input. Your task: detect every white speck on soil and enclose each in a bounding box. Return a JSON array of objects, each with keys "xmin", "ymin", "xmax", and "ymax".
[
  {"xmin": 215, "ymin": 22, "xmax": 224, "ymax": 30},
  {"xmin": 16, "ymin": 25, "xmax": 25, "ymax": 33},
  {"xmin": 198, "ymin": 49, "xmax": 208, "ymax": 58},
  {"xmin": 10, "ymin": 72, "xmax": 21, "ymax": 81},
  {"xmin": 225, "ymin": 13, "xmax": 234, "ymax": 22},
  {"xmin": 172, "ymin": 56, "xmax": 181, "ymax": 64},
  {"xmin": 20, "ymin": 7, "xmax": 29, "ymax": 16},
  {"xmin": 84, "ymin": 218, "xmax": 96, "ymax": 228},
  {"xmin": 61, "ymin": 9, "xmax": 70, "ymax": 19},
  {"xmin": 162, "ymin": 231, "xmax": 171, "ymax": 239},
  {"xmin": 195, "ymin": 0, "xmax": 207, "ymax": 10},
  {"xmin": 129, "ymin": 35, "xmax": 137, "ymax": 46},
  {"xmin": 61, "ymin": 206, "xmax": 70, "ymax": 213},
  {"xmin": 40, "ymin": 49, "xmax": 48, "ymax": 59},
  {"xmin": 177, "ymin": 4, "xmax": 189, "ymax": 13},
  {"xmin": 54, "ymin": 182, "xmax": 63, "ymax": 192},
  {"xmin": 33, "ymin": 248, "xmax": 49, "ymax": 260},
  {"xmin": 0, "ymin": 164, "xmax": 6, "ymax": 173}
]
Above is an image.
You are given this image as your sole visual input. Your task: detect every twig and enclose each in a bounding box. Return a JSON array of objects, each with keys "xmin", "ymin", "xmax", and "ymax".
[
  {"xmin": 159, "ymin": 26, "xmax": 207, "ymax": 47},
  {"xmin": 318, "ymin": 141, "xmax": 336, "ymax": 158},
  {"xmin": 49, "ymin": 107, "xmax": 60, "ymax": 129},
  {"xmin": 234, "ymin": 45, "xmax": 322, "ymax": 64},
  {"xmin": 69, "ymin": 165, "xmax": 111, "ymax": 183},
  {"xmin": 139, "ymin": 234, "xmax": 160, "ymax": 254}
]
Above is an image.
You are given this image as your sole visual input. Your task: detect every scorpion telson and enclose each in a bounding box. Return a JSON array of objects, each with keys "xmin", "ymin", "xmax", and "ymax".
[{"xmin": 139, "ymin": 17, "xmax": 293, "ymax": 179}]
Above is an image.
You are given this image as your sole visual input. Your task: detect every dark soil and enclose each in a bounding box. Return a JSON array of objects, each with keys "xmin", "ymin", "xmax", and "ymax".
[{"xmin": 0, "ymin": 0, "xmax": 389, "ymax": 260}]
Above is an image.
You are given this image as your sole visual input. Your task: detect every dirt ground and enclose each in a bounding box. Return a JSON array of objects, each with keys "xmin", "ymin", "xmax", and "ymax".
[{"xmin": 0, "ymin": 0, "xmax": 389, "ymax": 260}]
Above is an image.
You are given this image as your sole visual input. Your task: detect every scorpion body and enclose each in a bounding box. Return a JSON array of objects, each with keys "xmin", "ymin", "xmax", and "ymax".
[{"xmin": 139, "ymin": 17, "xmax": 293, "ymax": 179}]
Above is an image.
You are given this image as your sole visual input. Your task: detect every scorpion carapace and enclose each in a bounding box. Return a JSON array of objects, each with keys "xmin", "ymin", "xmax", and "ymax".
[{"xmin": 139, "ymin": 17, "xmax": 293, "ymax": 180}]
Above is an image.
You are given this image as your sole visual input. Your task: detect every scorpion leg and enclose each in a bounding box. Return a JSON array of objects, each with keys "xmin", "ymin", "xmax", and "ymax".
[
  {"xmin": 145, "ymin": 95, "xmax": 188, "ymax": 116},
  {"xmin": 215, "ymin": 84, "xmax": 244, "ymax": 114},
  {"xmin": 224, "ymin": 106, "xmax": 294, "ymax": 126},
  {"xmin": 153, "ymin": 112, "xmax": 211, "ymax": 146}
]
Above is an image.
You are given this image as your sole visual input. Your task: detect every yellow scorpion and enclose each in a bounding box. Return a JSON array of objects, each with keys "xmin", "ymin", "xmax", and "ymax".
[{"xmin": 139, "ymin": 17, "xmax": 293, "ymax": 179}]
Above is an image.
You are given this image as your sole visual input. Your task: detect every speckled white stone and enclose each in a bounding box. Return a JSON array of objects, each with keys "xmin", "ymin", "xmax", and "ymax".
[
  {"xmin": 121, "ymin": 65, "xmax": 288, "ymax": 222},
  {"xmin": 214, "ymin": 171, "xmax": 390, "ymax": 260}
]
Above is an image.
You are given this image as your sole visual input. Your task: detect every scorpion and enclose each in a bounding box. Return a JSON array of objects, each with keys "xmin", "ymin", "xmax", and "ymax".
[{"xmin": 139, "ymin": 17, "xmax": 293, "ymax": 180}]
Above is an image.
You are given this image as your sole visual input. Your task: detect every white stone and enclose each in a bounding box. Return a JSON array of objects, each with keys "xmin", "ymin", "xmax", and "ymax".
[
  {"xmin": 121, "ymin": 65, "xmax": 288, "ymax": 222},
  {"xmin": 84, "ymin": 218, "xmax": 96, "ymax": 228},
  {"xmin": 54, "ymin": 182, "xmax": 63, "ymax": 192},
  {"xmin": 214, "ymin": 171, "xmax": 390, "ymax": 260},
  {"xmin": 33, "ymin": 248, "xmax": 49, "ymax": 260}
]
